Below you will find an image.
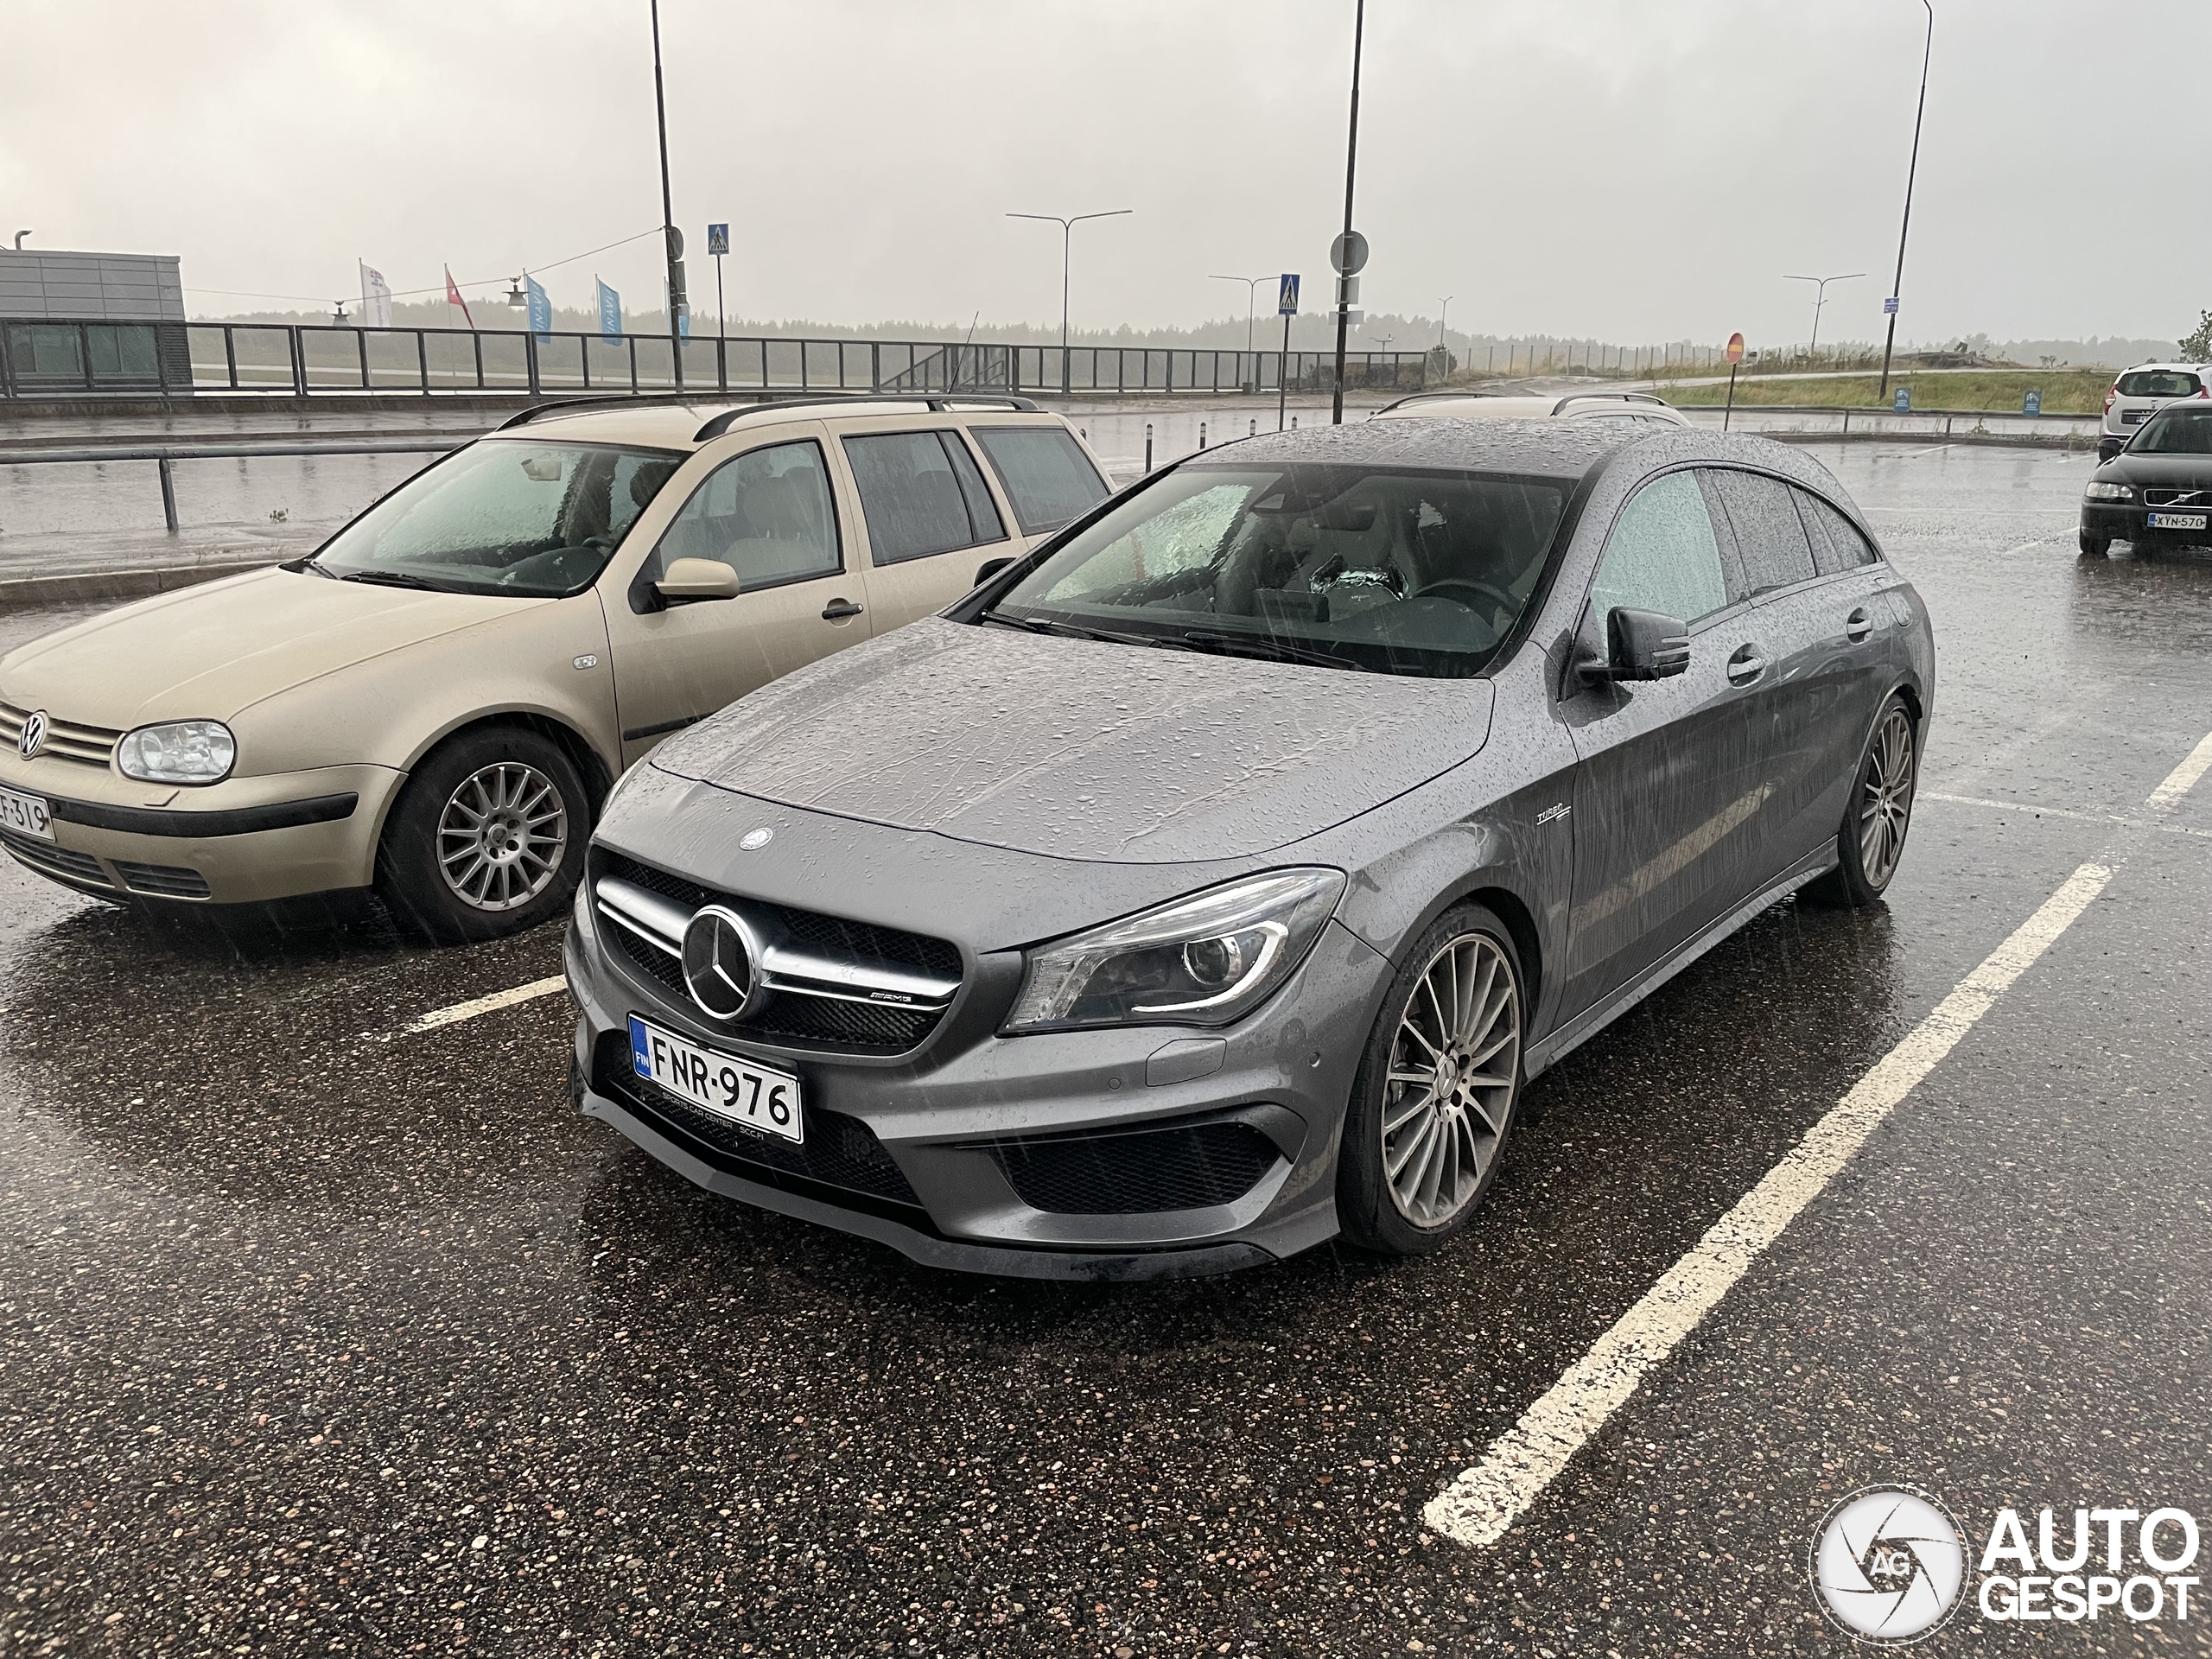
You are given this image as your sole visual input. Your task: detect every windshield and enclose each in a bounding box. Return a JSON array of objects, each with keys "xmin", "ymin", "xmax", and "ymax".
[
  {"xmin": 988, "ymin": 463, "xmax": 1569, "ymax": 677},
  {"xmin": 2133, "ymin": 407, "xmax": 2212, "ymax": 454},
  {"xmin": 312, "ymin": 438, "xmax": 684, "ymax": 597}
]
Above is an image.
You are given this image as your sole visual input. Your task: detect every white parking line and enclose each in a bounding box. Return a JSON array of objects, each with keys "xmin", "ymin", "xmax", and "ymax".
[
  {"xmin": 2145, "ymin": 728, "xmax": 2212, "ymax": 811},
  {"xmin": 1422, "ymin": 860, "xmax": 2113, "ymax": 1548},
  {"xmin": 404, "ymin": 976, "xmax": 568, "ymax": 1034},
  {"xmin": 1924, "ymin": 791, "xmax": 2212, "ymax": 841}
]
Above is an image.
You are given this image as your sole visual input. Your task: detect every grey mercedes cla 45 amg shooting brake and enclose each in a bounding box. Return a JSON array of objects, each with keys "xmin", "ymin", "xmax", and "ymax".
[{"xmin": 563, "ymin": 420, "xmax": 1934, "ymax": 1279}]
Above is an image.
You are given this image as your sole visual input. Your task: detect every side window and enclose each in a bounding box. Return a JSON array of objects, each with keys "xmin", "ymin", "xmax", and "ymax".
[
  {"xmin": 1707, "ymin": 468, "xmax": 1818, "ymax": 600},
  {"xmin": 969, "ymin": 425, "xmax": 1111, "ymax": 534},
  {"xmin": 1587, "ymin": 471, "xmax": 1728, "ymax": 627},
  {"xmin": 1799, "ymin": 492, "xmax": 1881, "ymax": 573},
  {"xmin": 843, "ymin": 430, "xmax": 1004, "ymax": 565},
  {"xmin": 645, "ymin": 440, "xmax": 841, "ymax": 591}
]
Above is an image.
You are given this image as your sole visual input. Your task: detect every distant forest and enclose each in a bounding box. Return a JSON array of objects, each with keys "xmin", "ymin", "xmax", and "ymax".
[{"xmin": 191, "ymin": 298, "xmax": 2187, "ymax": 372}]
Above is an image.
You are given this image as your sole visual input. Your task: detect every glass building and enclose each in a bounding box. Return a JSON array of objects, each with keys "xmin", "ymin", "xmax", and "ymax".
[{"xmin": 0, "ymin": 249, "xmax": 192, "ymax": 394}]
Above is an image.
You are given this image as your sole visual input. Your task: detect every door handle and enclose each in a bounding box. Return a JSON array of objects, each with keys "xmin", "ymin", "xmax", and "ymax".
[
  {"xmin": 1726, "ymin": 643, "xmax": 1766, "ymax": 683},
  {"xmin": 820, "ymin": 599, "xmax": 864, "ymax": 621},
  {"xmin": 1844, "ymin": 607, "xmax": 1873, "ymax": 641}
]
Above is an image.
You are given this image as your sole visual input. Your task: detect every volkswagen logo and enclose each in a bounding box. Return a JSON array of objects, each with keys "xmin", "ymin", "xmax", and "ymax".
[
  {"xmin": 1808, "ymin": 1484, "xmax": 1967, "ymax": 1644},
  {"xmin": 681, "ymin": 904, "xmax": 770, "ymax": 1022},
  {"xmin": 17, "ymin": 710, "xmax": 48, "ymax": 760}
]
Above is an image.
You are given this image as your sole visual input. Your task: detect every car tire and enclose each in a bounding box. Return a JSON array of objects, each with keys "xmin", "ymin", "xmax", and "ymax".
[
  {"xmin": 1337, "ymin": 903, "xmax": 1524, "ymax": 1257},
  {"xmin": 2078, "ymin": 529, "xmax": 2111, "ymax": 558},
  {"xmin": 377, "ymin": 725, "xmax": 589, "ymax": 944},
  {"xmin": 1802, "ymin": 695, "xmax": 1918, "ymax": 910}
]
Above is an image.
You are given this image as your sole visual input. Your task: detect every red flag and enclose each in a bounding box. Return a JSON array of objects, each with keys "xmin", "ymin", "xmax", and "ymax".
[{"xmin": 444, "ymin": 264, "xmax": 475, "ymax": 331}]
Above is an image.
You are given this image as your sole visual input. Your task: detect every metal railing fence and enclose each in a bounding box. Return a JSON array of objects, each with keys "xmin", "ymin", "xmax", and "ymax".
[{"xmin": 0, "ymin": 318, "xmax": 1428, "ymax": 402}]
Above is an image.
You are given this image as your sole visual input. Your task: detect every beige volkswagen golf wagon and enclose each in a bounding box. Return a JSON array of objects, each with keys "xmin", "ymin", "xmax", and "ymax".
[{"xmin": 0, "ymin": 394, "xmax": 1109, "ymax": 938}]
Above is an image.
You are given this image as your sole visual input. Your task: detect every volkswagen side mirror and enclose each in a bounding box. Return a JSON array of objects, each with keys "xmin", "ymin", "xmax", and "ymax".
[
  {"xmin": 1605, "ymin": 607, "xmax": 1690, "ymax": 681},
  {"xmin": 974, "ymin": 556, "xmax": 1015, "ymax": 588},
  {"xmin": 653, "ymin": 557, "xmax": 741, "ymax": 603}
]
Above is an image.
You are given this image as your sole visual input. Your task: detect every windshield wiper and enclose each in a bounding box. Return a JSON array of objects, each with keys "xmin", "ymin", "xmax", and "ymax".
[
  {"xmin": 1179, "ymin": 630, "xmax": 1369, "ymax": 672},
  {"xmin": 978, "ymin": 608, "xmax": 1180, "ymax": 649},
  {"xmin": 334, "ymin": 569, "xmax": 448, "ymax": 593}
]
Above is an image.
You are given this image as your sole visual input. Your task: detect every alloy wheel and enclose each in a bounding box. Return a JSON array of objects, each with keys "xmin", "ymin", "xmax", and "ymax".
[
  {"xmin": 1382, "ymin": 931, "xmax": 1520, "ymax": 1228},
  {"xmin": 436, "ymin": 761, "xmax": 569, "ymax": 912},
  {"xmin": 1857, "ymin": 707, "xmax": 1916, "ymax": 887}
]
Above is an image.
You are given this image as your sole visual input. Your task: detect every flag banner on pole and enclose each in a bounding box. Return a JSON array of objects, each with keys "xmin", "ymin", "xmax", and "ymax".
[
  {"xmin": 596, "ymin": 277, "xmax": 622, "ymax": 342},
  {"xmin": 443, "ymin": 264, "xmax": 475, "ymax": 331},
  {"xmin": 524, "ymin": 273, "xmax": 551, "ymax": 340},
  {"xmin": 359, "ymin": 261, "xmax": 393, "ymax": 328}
]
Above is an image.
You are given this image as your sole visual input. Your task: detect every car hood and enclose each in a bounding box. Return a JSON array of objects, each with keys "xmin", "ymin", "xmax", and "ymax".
[
  {"xmin": 0, "ymin": 565, "xmax": 547, "ymax": 728},
  {"xmin": 2107, "ymin": 452, "xmax": 2212, "ymax": 486},
  {"xmin": 648, "ymin": 617, "xmax": 1495, "ymax": 862}
]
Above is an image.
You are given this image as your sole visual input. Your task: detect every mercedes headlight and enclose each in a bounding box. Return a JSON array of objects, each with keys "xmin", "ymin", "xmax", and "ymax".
[
  {"xmin": 1004, "ymin": 868, "xmax": 1344, "ymax": 1033},
  {"xmin": 2085, "ymin": 481, "xmax": 2134, "ymax": 501},
  {"xmin": 117, "ymin": 720, "xmax": 237, "ymax": 785}
]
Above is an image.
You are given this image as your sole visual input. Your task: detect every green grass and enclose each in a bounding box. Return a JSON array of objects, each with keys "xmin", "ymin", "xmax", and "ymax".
[{"xmin": 1659, "ymin": 368, "xmax": 2112, "ymax": 415}]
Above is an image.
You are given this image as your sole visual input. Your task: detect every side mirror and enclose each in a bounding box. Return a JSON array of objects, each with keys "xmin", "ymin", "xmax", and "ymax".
[
  {"xmin": 653, "ymin": 556, "xmax": 740, "ymax": 604},
  {"xmin": 974, "ymin": 556, "xmax": 1015, "ymax": 588},
  {"xmin": 2096, "ymin": 435, "xmax": 2125, "ymax": 464},
  {"xmin": 1594, "ymin": 607, "xmax": 1690, "ymax": 682}
]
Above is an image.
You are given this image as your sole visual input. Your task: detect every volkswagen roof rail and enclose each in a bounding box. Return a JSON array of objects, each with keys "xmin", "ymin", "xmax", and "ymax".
[
  {"xmin": 496, "ymin": 390, "xmax": 1045, "ymax": 441},
  {"xmin": 1548, "ymin": 391, "xmax": 1670, "ymax": 415},
  {"xmin": 1372, "ymin": 388, "xmax": 1518, "ymax": 413}
]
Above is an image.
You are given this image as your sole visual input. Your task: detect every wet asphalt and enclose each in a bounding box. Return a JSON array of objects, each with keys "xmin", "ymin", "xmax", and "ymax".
[{"xmin": 0, "ymin": 442, "xmax": 2207, "ymax": 1657}]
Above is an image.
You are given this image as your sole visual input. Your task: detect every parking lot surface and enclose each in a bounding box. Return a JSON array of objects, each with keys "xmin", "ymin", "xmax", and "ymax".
[{"xmin": 1, "ymin": 442, "xmax": 2206, "ymax": 1656}]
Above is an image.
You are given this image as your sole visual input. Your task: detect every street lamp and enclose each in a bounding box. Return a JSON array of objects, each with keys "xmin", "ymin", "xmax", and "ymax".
[
  {"xmin": 1210, "ymin": 274, "xmax": 1271, "ymax": 354},
  {"xmin": 1007, "ymin": 209, "xmax": 1133, "ymax": 394},
  {"xmin": 1783, "ymin": 271, "xmax": 1865, "ymax": 357},
  {"xmin": 1878, "ymin": 0, "xmax": 1935, "ymax": 400},
  {"xmin": 1330, "ymin": 0, "xmax": 1367, "ymax": 425}
]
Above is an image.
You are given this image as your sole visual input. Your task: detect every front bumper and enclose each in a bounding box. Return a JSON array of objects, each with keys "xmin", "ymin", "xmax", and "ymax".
[
  {"xmin": 563, "ymin": 885, "xmax": 1392, "ymax": 1280},
  {"xmin": 2080, "ymin": 500, "xmax": 2212, "ymax": 543},
  {"xmin": 0, "ymin": 753, "xmax": 403, "ymax": 904}
]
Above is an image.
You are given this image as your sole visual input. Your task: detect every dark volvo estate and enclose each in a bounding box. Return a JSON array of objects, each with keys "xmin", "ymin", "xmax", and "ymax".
[{"xmin": 563, "ymin": 420, "xmax": 1935, "ymax": 1279}]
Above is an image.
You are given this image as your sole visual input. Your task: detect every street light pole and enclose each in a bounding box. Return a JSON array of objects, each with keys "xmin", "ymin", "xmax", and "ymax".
[
  {"xmin": 1878, "ymin": 0, "xmax": 1935, "ymax": 401},
  {"xmin": 1008, "ymin": 210, "xmax": 1132, "ymax": 395},
  {"xmin": 1783, "ymin": 271, "xmax": 1865, "ymax": 357},
  {"xmin": 1331, "ymin": 0, "xmax": 1365, "ymax": 426},
  {"xmin": 650, "ymin": 0, "xmax": 684, "ymax": 387},
  {"xmin": 1210, "ymin": 275, "xmax": 1269, "ymax": 354}
]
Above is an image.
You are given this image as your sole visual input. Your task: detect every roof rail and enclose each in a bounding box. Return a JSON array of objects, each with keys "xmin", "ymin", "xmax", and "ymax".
[
  {"xmin": 690, "ymin": 392, "xmax": 1042, "ymax": 443},
  {"xmin": 1372, "ymin": 388, "xmax": 1516, "ymax": 413},
  {"xmin": 494, "ymin": 392, "xmax": 713, "ymax": 430},
  {"xmin": 495, "ymin": 390, "xmax": 1045, "ymax": 442},
  {"xmin": 1548, "ymin": 391, "xmax": 1669, "ymax": 415}
]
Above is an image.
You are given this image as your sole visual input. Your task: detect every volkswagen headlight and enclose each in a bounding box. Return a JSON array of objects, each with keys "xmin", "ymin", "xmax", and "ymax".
[
  {"xmin": 2084, "ymin": 481, "xmax": 2134, "ymax": 501},
  {"xmin": 117, "ymin": 720, "xmax": 237, "ymax": 785},
  {"xmin": 1004, "ymin": 868, "xmax": 1344, "ymax": 1033}
]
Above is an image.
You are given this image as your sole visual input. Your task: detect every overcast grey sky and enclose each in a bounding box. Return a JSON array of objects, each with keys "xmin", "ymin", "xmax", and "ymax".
[{"xmin": 3, "ymin": 1, "xmax": 2203, "ymax": 348}]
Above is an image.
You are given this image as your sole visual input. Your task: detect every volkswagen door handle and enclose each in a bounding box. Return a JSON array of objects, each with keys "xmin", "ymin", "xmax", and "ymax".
[
  {"xmin": 820, "ymin": 599, "xmax": 864, "ymax": 621},
  {"xmin": 1726, "ymin": 644, "xmax": 1766, "ymax": 683},
  {"xmin": 1844, "ymin": 607, "xmax": 1873, "ymax": 641}
]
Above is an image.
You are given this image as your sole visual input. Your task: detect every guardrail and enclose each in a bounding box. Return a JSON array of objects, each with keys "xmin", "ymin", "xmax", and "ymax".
[
  {"xmin": 0, "ymin": 437, "xmax": 467, "ymax": 533},
  {"xmin": 0, "ymin": 318, "xmax": 1429, "ymax": 403}
]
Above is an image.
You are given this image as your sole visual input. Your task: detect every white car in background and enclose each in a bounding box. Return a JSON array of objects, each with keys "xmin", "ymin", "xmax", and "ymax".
[
  {"xmin": 1370, "ymin": 390, "xmax": 1690, "ymax": 429},
  {"xmin": 2101, "ymin": 362, "xmax": 2210, "ymax": 458}
]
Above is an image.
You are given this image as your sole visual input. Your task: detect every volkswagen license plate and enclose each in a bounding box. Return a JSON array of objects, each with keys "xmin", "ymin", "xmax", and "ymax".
[
  {"xmin": 2147, "ymin": 512, "xmax": 2208, "ymax": 531},
  {"xmin": 628, "ymin": 1014, "xmax": 804, "ymax": 1143},
  {"xmin": 0, "ymin": 785, "xmax": 53, "ymax": 842}
]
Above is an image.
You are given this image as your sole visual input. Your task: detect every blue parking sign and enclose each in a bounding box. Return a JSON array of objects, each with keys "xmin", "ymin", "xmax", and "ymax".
[
  {"xmin": 1278, "ymin": 274, "xmax": 1300, "ymax": 316},
  {"xmin": 1893, "ymin": 386, "xmax": 1910, "ymax": 412},
  {"xmin": 2023, "ymin": 388, "xmax": 2042, "ymax": 416}
]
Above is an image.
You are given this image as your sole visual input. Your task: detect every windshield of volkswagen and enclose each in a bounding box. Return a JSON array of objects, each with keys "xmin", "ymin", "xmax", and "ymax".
[
  {"xmin": 308, "ymin": 439, "xmax": 683, "ymax": 597},
  {"xmin": 986, "ymin": 463, "xmax": 1567, "ymax": 677}
]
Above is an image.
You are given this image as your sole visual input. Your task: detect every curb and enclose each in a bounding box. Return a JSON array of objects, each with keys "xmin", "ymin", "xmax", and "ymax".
[{"xmin": 0, "ymin": 556, "xmax": 284, "ymax": 612}]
